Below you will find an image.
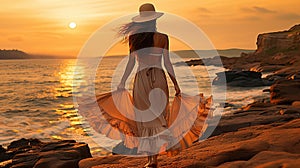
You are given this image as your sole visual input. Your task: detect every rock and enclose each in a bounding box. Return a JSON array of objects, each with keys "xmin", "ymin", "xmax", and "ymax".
[
  {"xmin": 279, "ymin": 108, "xmax": 300, "ymax": 115},
  {"xmin": 288, "ymin": 72, "xmax": 300, "ymax": 80},
  {"xmin": 218, "ymin": 151, "xmax": 300, "ymax": 168},
  {"xmin": 212, "ymin": 105, "xmax": 298, "ymax": 137},
  {"xmin": 79, "ymin": 117, "xmax": 300, "ymax": 168},
  {"xmin": 78, "ymin": 156, "xmax": 126, "ymax": 168},
  {"xmin": 112, "ymin": 142, "xmax": 137, "ymax": 155},
  {"xmin": 8, "ymin": 138, "xmax": 42, "ymax": 151},
  {"xmin": 0, "ymin": 139, "xmax": 92, "ymax": 168},
  {"xmin": 184, "ymin": 59, "xmax": 204, "ymax": 66},
  {"xmin": 0, "ymin": 159, "xmax": 12, "ymax": 168},
  {"xmin": 292, "ymin": 101, "xmax": 300, "ymax": 108},
  {"xmin": 183, "ymin": 25, "xmax": 300, "ymax": 81},
  {"xmin": 0, "ymin": 147, "xmax": 11, "ymax": 163},
  {"xmin": 0, "ymin": 146, "xmax": 5, "ymax": 153},
  {"xmin": 219, "ymin": 102, "xmax": 236, "ymax": 108},
  {"xmin": 0, "ymin": 145, "xmax": 8, "ymax": 162},
  {"xmin": 176, "ymin": 56, "xmax": 238, "ymax": 68},
  {"xmin": 270, "ymin": 79, "xmax": 300, "ymax": 105},
  {"xmin": 213, "ymin": 71, "xmax": 273, "ymax": 87},
  {"xmin": 255, "ymin": 24, "xmax": 300, "ymax": 55},
  {"xmin": 7, "ymin": 138, "xmax": 31, "ymax": 151},
  {"xmin": 289, "ymin": 24, "xmax": 300, "ymax": 31},
  {"xmin": 264, "ymin": 74, "xmax": 287, "ymax": 82}
]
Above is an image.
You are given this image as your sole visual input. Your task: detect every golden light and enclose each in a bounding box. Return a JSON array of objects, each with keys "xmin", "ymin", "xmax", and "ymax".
[{"xmin": 69, "ymin": 22, "xmax": 77, "ymax": 29}]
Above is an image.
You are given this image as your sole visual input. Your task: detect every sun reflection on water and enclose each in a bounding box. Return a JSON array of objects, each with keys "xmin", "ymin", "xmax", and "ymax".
[{"xmin": 52, "ymin": 60, "xmax": 87, "ymax": 139}]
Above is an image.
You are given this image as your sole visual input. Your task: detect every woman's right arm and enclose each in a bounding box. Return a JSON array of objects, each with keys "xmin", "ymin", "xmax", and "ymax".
[
  {"xmin": 162, "ymin": 35, "xmax": 181, "ymax": 95},
  {"xmin": 118, "ymin": 35, "xmax": 136, "ymax": 89},
  {"xmin": 118, "ymin": 53, "xmax": 135, "ymax": 89}
]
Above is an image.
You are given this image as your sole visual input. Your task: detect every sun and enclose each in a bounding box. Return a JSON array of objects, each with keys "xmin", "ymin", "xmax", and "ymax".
[{"xmin": 69, "ymin": 22, "xmax": 77, "ymax": 29}]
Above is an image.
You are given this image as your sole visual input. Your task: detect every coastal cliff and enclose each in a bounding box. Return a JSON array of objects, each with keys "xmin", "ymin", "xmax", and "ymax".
[
  {"xmin": 223, "ymin": 24, "xmax": 300, "ymax": 74},
  {"xmin": 182, "ymin": 24, "xmax": 300, "ymax": 76},
  {"xmin": 255, "ymin": 24, "xmax": 300, "ymax": 55}
]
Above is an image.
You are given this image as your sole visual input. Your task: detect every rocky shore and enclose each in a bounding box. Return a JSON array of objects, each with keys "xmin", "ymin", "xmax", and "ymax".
[
  {"xmin": 1, "ymin": 24, "xmax": 300, "ymax": 168},
  {"xmin": 78, "ymin": 104, "xmax": 300, "ymax": 168}
]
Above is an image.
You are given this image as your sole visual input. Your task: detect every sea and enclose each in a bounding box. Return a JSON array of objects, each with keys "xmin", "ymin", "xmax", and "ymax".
[{"xmin": 0, "ymin": 57, "xmax": 269, "ymax": 156}]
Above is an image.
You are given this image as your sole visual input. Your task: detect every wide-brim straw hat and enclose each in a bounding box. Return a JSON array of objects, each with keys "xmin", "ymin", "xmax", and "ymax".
[{"xmin": 131, "ymin": 3, "xmax": 164, "ymax": 23}]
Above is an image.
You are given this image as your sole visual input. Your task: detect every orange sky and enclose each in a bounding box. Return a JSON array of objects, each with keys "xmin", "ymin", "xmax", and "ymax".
[{"xmin": 1, "ymin": 0, "xmax": 299, "ymax": 56}]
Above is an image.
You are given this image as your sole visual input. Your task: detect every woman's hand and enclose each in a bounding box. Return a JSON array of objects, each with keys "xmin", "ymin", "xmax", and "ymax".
[
  {"xmin": 174, "ymin": 84, "xmax": 181, "ymax": 96},
  {"xmin": 117, "ymin": 82, "xmax": 125, "ymax": 90}
]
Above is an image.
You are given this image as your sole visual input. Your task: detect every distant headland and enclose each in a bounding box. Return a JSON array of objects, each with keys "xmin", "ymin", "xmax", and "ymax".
[{"xmin": 0, "ymin": 49, "xmax": 75, "ymax": 59}]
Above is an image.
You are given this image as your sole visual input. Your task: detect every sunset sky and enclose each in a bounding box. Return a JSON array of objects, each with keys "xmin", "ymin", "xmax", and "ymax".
[{"xmin": 1, "ymin": 0, "xmax": 299, "ymax": 56}]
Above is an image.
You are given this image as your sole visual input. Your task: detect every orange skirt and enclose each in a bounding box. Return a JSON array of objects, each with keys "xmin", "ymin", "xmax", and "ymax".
[{"xmin": 78, "ymin": 67, "xmax": 212, "ymax": 156}]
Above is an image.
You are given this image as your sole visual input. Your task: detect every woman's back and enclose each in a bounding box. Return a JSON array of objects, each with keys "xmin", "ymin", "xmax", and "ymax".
[{"xmin": 129, "ymin": 32, "xmax": 168, "ymax": 69}]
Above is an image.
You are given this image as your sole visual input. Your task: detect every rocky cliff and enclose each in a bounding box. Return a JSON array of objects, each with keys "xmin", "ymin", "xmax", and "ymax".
[
  {"xmin": 221, "ymin": 24, "xmax": 300, "ymax": 76},
  {"xmin": 182, "ymin": 24, "xmax": 300, "ymax": 74},
  {"xmin": 255, "ymin": 24, "xmax": 300, "ymax": 55}
]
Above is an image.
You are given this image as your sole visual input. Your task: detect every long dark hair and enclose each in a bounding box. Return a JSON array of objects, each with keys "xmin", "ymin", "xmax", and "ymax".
[{"xmin": 117, "ymin": 20, "xmax": 157, "ymax": 53}]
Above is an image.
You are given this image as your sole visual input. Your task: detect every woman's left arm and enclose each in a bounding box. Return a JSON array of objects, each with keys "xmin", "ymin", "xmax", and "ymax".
[{"xmin": 118, "ymin": 53, "xmax": 135, "ymax": 89}]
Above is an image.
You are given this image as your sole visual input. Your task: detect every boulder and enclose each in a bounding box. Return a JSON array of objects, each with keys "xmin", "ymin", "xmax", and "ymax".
[
  {"xmin": 0, "ymin": 139, "xmax": 92, "ymax": 168},
  {"xmin": 213, "ymin": 71, "xmax": 273, "ymax": 87},
  {"xmin": 292, "ymin": 101, "xmax": 300, "ymax": 108},
  {"xmin": 112, "ymin": 142, "xmax": 137, "ymax": 155}
]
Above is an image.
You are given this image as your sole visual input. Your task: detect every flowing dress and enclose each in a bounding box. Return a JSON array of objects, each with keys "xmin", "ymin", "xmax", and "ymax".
[{"xmin": 77, "ymin": 53, "xmax": 213, "ymax": 156}]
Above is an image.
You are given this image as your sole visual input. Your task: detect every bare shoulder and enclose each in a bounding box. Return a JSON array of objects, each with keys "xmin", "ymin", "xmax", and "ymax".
[
  {"xmin": 154, "ymin": 32, "xmax": 168, "ymax": 47},
  {"xmin": 154, "ymin": 32, "xmax": 168, "ymax": 40}
]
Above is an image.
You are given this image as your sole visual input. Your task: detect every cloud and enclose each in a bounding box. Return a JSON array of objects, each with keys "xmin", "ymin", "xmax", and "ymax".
[
  {"xmin": 253, "ymin": 6, "xmax": 275, "ymax": 13},
  {"xmin": 198, "ymin": 7, "xmax": 212, "ymax": 13},
  {"xmin": 241, "ymin": 6, "xmax": 276, "ymax": 14},
  {"xmin": 277, "ymin": 13, "xmax": 300, "ymax": 20},
  {"xmin": 7, "ymin": 36, "xmax": 23, "ymax": 42},
  {"xmin": 234, "ymin": 16, "xmax": 262, "ymax": 22}
]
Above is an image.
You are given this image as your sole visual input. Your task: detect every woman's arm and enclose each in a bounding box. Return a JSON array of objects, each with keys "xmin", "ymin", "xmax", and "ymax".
[
  {"xmin": 118, "ymin": 53, "xmax": 135, "ymax": 89},
  {"xmin": 162, "ymin": 35, "xmax": 181, "ymax": 95}
]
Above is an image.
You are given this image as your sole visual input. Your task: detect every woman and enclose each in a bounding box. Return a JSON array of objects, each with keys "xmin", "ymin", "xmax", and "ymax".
[
  {"xmin": 78, "ymin": 3, "xmax": 212, "ymax": 168},
  {"xmin": 117, "ymin": 3, "xmax": 180, "ymax": 168}
]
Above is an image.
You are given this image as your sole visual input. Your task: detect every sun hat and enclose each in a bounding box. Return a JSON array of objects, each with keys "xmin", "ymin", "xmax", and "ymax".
[{"xmin": 131, "ymin": 3, "xmax": 164, "ymax": 23}]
